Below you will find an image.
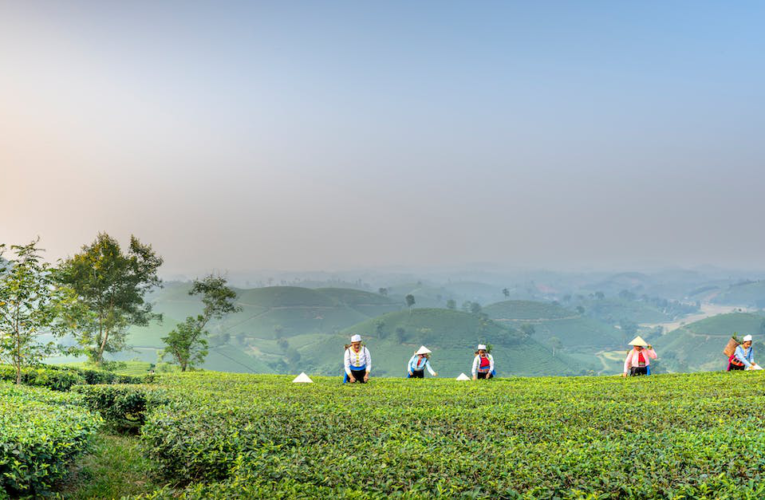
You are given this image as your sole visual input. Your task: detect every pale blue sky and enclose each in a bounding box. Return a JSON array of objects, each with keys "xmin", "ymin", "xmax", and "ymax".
[{"xmin": 1, "ymin": 1, "xmax": 764, "ymax": 273}]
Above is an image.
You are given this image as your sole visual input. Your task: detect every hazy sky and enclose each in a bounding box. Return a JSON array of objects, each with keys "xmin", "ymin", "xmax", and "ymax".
[{"xmin": 2, "ymin": 1, "xmax": 764, "ymax": 274}]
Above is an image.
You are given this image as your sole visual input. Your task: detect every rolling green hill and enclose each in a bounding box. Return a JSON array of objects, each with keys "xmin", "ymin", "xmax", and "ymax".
[
  {"xmin": 712, "ymin": 280, "xmax": 765, "ymax": 308},
  {"xmin": 483, "ymin": 300, "xmax": 624, "ymax": 351},
  {"xmin": 109, "ymin": 285, "xmax": 401, "ymax": 373},
  {"xmin": 483, "ymin": 300, "xmax": 575, "ymax": 320},
  {"xmin": 298, "ymin": 308, "xmax": 589, "ymax": 377},
  {"xmin": 653, "ymin": 312, "xmax": 765, "ymax": 372}
]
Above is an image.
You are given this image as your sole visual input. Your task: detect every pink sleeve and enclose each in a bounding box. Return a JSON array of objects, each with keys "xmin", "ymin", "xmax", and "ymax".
[
  {"xmin": 645, "ymin": 349, "xmax": 657, "ymax": 360},
  {"xmin": 624, "ymin": 351, "xmax": 633, "ymax": 373}
]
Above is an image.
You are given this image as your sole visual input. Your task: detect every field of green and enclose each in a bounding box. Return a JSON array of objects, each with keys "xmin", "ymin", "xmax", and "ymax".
[
  {"xmin": 653, "ymin": 312, "xmax": 765, "ymax": 372},
  {"xmin": 7, "ymin": 366, "xmax": 765, "ymax": 498}
]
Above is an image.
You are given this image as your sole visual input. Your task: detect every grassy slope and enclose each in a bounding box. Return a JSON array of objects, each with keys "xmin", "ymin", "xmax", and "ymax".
[
  {"xmin": 653, "ymin": 312, "xmax": 765, "ymax": 372},
  {"xmin": 712, "ymin": 280, "xmax": 765, "ymax": 307},
  {"xmin": 483, "ymin": 300, "xmax": 575, "ymax": 320},
  {"xmin": 117, "ymin": 285, "xmax": 402, "ymax": 373},
  {"xmin": 299, "ymin": 308, "xmax": 587, "ymax": 377},
  {"xmin": 483, "ymin": 300, "xmax": 624, "ymax": 350}
]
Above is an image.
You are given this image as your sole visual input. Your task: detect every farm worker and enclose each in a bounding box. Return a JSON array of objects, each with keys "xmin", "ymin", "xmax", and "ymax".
[
  {"xmin": 472, "ymin": 344, "xmax": 495, "ymax": 380},
  {"xmin": 407, "ymin": 346, "xmax": 438, "ymax": 378},
  {"xmin": 344, "ymin": 334, "xmax": 371, "ymax": 384},
  {"xmin": 728, "ymin": 335, "xmax": 758, "ymax": 371},
  {"xmin": 622, "ymin": 336, "xmax": 657, "ymax": 377}
]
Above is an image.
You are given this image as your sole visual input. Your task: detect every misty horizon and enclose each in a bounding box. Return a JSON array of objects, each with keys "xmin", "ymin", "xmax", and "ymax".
[{"xmin": 3, "ymin": 1, "xmax": 765, "ymax": 274}]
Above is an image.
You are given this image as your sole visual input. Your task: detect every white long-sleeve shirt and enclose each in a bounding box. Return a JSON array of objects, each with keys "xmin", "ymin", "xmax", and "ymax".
[
  {"xmin": 344, "ymin": 346, "xmax": 371, "ymax": 375},
  {"xmin": 472, "ymin": 354, "xmax": 494, "ymax": 376},
  {"xmin": 408, "ymin": 355, "xmax": 436, "ymax": 376}
]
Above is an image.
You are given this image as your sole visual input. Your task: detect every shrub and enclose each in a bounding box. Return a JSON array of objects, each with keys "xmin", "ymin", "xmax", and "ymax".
[
  {"xmin": 73, "ymin": 384, "xmax": 170, "ymax": 433},
  {"xmin": 0, "ymin": 382, "xmax": 101, "ymax": 496}
]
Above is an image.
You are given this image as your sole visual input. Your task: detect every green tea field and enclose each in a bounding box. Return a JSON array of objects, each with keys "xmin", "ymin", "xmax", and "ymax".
[{"xmin": 6, "ymin": 367, "xmax": 764, "ymax": 499}]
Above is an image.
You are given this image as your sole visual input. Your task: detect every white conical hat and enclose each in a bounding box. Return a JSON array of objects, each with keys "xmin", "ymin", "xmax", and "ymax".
[
  {"xmin": 743, "ymin": 335, "xmax": 753, "ymax": 342},
  {"xmin": 351, "ymin": 334, "xmax": 362, "ymax": 342},
  {"xmin": 292, "ymin": 372, "xmax": 313, "ymax": 383},
  {"xmin": 476, "ymin": 344, "xmax": 487, "ymax": 351},
  {"xmin": 628, "ymin": 336, "xmax": 648, "ymax": 347},
  {"xmin": 456, "ymin": 373, "xmax": 470, "ymax": 381},
  {"xmin": 415, "ymin": 346, "xmax": 431, "ymax": 355}
]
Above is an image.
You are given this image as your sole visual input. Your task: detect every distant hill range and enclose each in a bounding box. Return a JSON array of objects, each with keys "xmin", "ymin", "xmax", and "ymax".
[
  {"xmin": 712, "ymin": 280, "xmax": 765, "ymax": 308},
  {"xmin": 46, "ymin": 280, "xmax": 764, "ymax": 378}
]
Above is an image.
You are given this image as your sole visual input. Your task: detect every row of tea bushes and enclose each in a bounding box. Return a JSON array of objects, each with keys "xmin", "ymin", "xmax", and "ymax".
[
  {"xmin": 137, "ymin": 372, "xmax": 765, "ymax": 499},
  {"xmin": 0, "ymin": 382, "xmax": 102, "ymax": 496},
  {"xmin": 0, "ymin": 364, "xmax": 150, "ymax": 391},
  {"xmin": 73, "ymin": 384, "xmax": 171, "ymax": 432}
]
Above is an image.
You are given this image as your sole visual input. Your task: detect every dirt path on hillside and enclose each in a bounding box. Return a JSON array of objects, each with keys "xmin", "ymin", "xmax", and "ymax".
[{"xmin": 641, "ymin": 303, "xmax": 747, "ymax": 333}]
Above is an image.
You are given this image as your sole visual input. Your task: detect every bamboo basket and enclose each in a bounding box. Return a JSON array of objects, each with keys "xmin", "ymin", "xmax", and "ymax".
[{"xmin": 723, "ymin": 337, "xmax": 739, "ymax": 357}]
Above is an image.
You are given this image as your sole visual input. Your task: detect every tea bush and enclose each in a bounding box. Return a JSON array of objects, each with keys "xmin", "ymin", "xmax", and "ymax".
[
  {"xmin": 137, "ymin": 371, "xmax": 765, "ymax": 498},
  {"xmin": 0, "ymin": 382, "xmax": 102, "ymax": 496},
  {"xmin": 74, "ymin": 384, "xmax": 170, "ymax": 432},
  {"xmin": 0, "ymin": 364, "xmax": 150, "ymax": 391}
]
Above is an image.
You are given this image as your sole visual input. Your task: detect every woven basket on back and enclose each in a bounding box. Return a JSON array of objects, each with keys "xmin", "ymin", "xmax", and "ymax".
[{"xmin": 723, "ymin": 337, "xmax": 739, "ymax": 357}]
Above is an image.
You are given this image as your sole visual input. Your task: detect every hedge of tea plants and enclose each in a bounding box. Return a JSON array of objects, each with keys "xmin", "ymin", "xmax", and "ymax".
[
  {"xmin": 0, "ymin": 382, "xmax": 102, "ymax": 497},
  {"xmin": 134, "ymin": 371, "xmax": 765, "ymax": 499},
  {"xmin": 0, "ymin": 364, "xmax": 149, "ymax": 391}
]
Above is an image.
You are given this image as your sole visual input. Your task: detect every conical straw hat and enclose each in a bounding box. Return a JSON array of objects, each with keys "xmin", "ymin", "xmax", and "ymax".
[
  {"xmin": 628, "ymin": 336, "xmax": 648, "ymax": 347},
  {"xmin": 456, "ymin": 373, "xmax": 470, "ymax": 381},
  {"xmin": 415, "ymin": 346, "xmax": 432, "ymax": 355},
  {"xmin": 292, "ymin": 372, "xmax": 313, "ymax": 383}
]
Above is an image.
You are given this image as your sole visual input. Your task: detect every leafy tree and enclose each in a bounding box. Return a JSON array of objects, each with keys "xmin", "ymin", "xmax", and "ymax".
[
  {"xmin": 274, "ymin": 324, "xmax": 285, "ymax": 339},
  {"xmin": 549, "ymin": 337, "xmax": 562, "ymax": 357},
  {"xmin": 375, "ymin": 320, "xmax": 387, "ymax": 339},
  {"xmin": 446, "ymin": 299, "xmax": 457, "ymax": 310},
  {"xmin": 594, "ymin": 291, "xmax": 605, "ymax": 300},
  {"xmin": 162, "ymin": 274, "xmax": 241, "ymax": 372},
  {"xmin": 520, "ymin": 324, "xmax": 536, "ymax": 338},
  {"xmin": 470, "ymin": 302, "xmax": 483, "ymax": 315},
  {"xmin": 0, "ymin": 240, "xmax": 64, "ymax": 384},
  {"xmin": 57, "ymin": 233, "xmax": 163, "ymax": 365},
  {"xmin": 576, "ymin": 305, "xmax": 585, "ymax": 314},
  {"xmin": 395, "ymin": 327, "xmax": 407, "ymax": 342},
  {"xmin": 405, "ymin": 294, "xmax": 415, "ymax": 311},
  {"xmin": 378, "ymin": 287, "xmax": 388, "ymax": 296},
  {"xmin": 461, "ymin": 301, "xmax": 472, "ymax": 313},
  {"xmin": 502, "ymin": 288, "xmax": 510, "ymax": 298}
]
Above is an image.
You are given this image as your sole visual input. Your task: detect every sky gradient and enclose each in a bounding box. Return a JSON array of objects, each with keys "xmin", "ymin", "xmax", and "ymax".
[{"xmin": 2, "ymin": 1, "xmax": 765, "ymax": 274}]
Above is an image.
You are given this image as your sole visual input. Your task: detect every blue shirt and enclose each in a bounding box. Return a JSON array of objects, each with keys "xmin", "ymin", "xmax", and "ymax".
[
  {"xmin": 408, "ymin": 355, "xmax": 435, "ymax": 375},
  {"xmin": 734, "ymin": 345, "xmax": 754, "ymax": 367}
]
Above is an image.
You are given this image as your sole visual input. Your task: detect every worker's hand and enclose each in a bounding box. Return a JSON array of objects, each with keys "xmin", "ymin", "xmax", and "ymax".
[
  {"xmin": 433, "ymin": 372, "xmax": 438, "ymax": 377},
  {"xmin": 621, "ymin": 372, "xmax": 627, "ymax": 378},
  {"xmin": 647, "ymin": 345, "xmax": 653, "ymax": 350},
  {"xmin": 363, "ymin": 373, "xmax": 369, "ymax": 382},
  {"xmin": 349, "ymin": 376, "xmax": 356, "ymax": 383},
  {"xmin": 472, "ymin": 375, "xmax": 477, "ymax": 381},
  {"xmin": 408, "ymin": 371, "xmax": 413, "ymax": 376}
]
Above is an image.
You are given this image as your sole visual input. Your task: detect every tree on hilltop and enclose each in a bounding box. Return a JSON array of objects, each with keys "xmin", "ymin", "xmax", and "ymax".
[{"xmin": 162, "ymin": 274, "xmax": 241, "ymax": 372}]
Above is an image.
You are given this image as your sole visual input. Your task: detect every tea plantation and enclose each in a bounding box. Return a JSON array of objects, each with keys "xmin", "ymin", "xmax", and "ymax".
[{"xmin": 6, "ymin": 369, "xmax": 765, "ymax": 498}]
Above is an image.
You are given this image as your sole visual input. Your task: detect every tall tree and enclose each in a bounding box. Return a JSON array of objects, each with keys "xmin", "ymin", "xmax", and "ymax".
[
  {"xmin": 0, "ymin": 240, "xmax": 63, "ymax": 384},
  {"xmin": 405, "ymin": 294, "xmax": 415, "ymax": 313},
  {"xmin": 502, "ymin": 288, "xmax": 510, "ymax": 298},
  {"xmin": 161, "ymin": 274, "xmax": 241, "ymax": 371},
  {"xmin": 57, "ymin": 233, "xmax": 163, "ymax": 365}
]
